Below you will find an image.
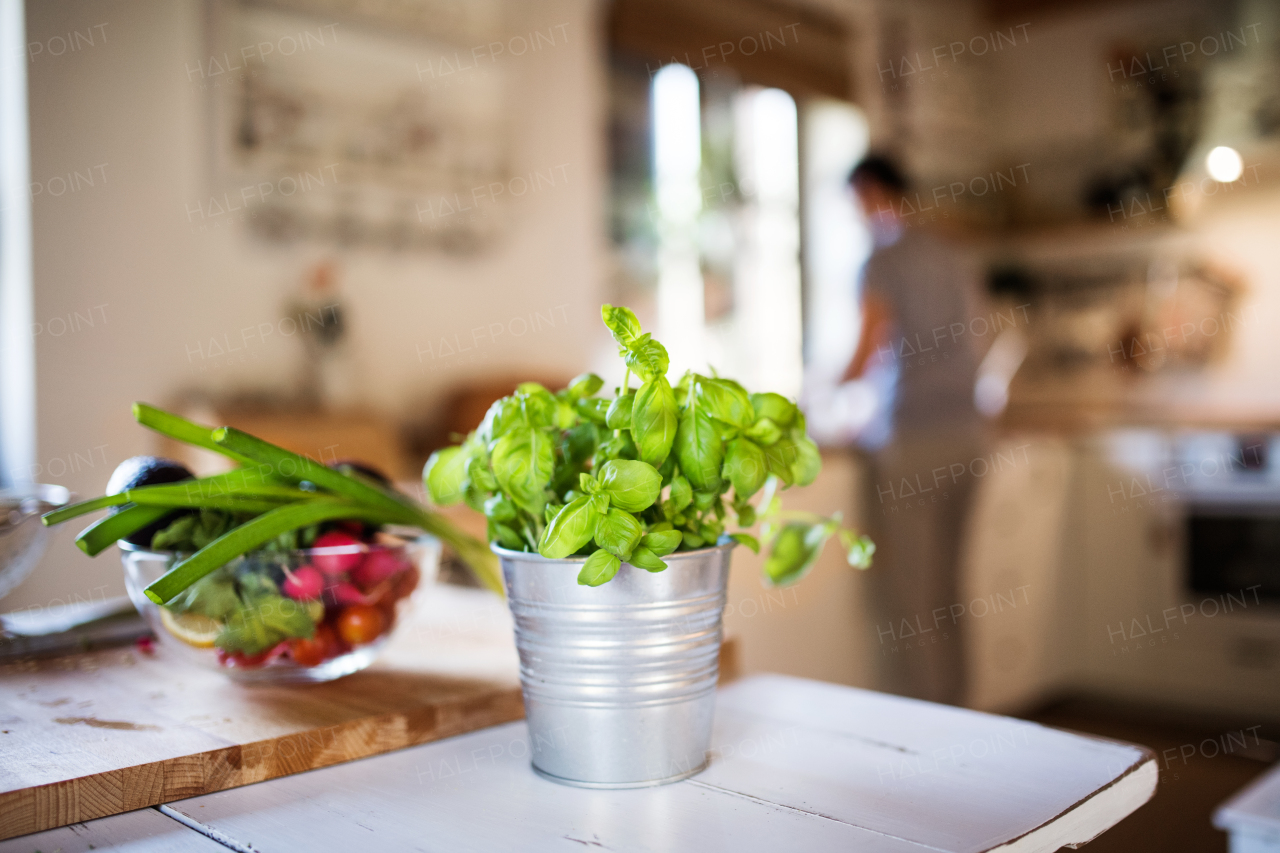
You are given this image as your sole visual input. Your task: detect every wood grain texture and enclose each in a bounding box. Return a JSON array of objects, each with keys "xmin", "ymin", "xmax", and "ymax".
[
  {"xmin": 0, "ymin": 585, "xmax": 525, "ymax": 841},
  {"xmin": 159, "ymin": 674, "xmax": 1157, "ymax": 853},
  {"xmin": 0, "ymin": 807, "xmax": 225, "ymax": 853}
]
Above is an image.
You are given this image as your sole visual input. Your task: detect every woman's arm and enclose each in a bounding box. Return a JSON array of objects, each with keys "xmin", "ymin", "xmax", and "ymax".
[{"xmin": 842, "ymin": 291, "xmax": 892, "ymax": 382}]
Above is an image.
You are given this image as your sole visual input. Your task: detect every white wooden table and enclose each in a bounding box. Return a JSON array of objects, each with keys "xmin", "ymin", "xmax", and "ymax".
[
  {"xmin": 1216, "ymin": 762, "xmax": 1280, "ymax": 853},
  {"xmin": 0, "ymin": 674, "xmax": 1156, "ymax": 853}
]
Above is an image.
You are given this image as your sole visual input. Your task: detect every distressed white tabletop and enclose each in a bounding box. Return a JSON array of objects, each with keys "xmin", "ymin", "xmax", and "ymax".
[
  {"xmin": 1215, "ymin": 761, "xmax": 1280, "ymax": 851},
  {"xmin": 151, "ymin": 674, "xmax": 1155, "ymax": 853},
  {"xmin": 0, "ymin": 807, "xmax": 227, "ymax": 853}
]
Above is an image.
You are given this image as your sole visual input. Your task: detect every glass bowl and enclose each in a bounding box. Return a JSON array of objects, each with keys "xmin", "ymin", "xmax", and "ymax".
[
  {"xmin": 0, "ymin": 484, "xmax": 72, "ymax": 601},
  {"xmin": 121, "ymin": 533, "xmax": 439, "ymax": 684}
]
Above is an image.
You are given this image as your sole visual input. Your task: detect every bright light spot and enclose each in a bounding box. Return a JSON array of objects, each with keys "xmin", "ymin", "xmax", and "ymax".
[
  {"xmin": 653, "ymin": 64, "xmax": 702, "ymax": 222},
  {"xmin": 1206, "ymin": 146, "xmax": 1243, "ymax": 182},
  {"xmin": 651, "ymin": 64, "xmax": 704, "ymax": 373}
]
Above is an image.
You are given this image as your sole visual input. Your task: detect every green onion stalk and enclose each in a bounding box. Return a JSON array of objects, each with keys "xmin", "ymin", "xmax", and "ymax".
[{"xmin": 42, "ymin": 403, "xmax": 503, "ymax": 603}]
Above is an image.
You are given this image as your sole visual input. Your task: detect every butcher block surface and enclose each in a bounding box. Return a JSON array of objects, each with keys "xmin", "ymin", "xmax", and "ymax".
[{"xmin": 0, "ymin": 584, "xmax": 525, "ymax": 840}]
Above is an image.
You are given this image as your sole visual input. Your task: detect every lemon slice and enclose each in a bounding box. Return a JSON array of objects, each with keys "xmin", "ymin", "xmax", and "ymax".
[{"xmin": 159, "ymin": 609, "xmax": 223, "ymax": 648}]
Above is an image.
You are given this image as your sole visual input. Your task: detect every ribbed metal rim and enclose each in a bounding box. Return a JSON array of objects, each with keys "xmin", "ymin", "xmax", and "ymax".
[{"xmin": 491, "ymin": 541, "xmax": 736, "ymax": 563}]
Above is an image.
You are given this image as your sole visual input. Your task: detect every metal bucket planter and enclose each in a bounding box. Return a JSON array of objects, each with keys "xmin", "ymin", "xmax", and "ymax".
[{"xmin": 495, "ymin": 542, "xmax": 734, "ymax": 788}]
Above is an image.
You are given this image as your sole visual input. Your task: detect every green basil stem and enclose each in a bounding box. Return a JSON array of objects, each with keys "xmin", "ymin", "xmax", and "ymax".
[
  {"xmin": 76, "ymin": 505, "xmax": 173, "ymax": 556},
  {"xmin": 213, "ymin": 426, "xmax": 503, "ymax": 594},
  {"xmin": 143, "ymin": 500, "xmax": 389, "ymax": 604},
  {"xmin": 132, "ymin": 403, "xmax": 260, "ymax": 467}
]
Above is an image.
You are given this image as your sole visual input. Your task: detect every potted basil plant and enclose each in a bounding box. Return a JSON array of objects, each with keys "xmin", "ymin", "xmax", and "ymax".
[{"xmin": 425, "ymin": 304, "xmax": 873, "ymax": 788}]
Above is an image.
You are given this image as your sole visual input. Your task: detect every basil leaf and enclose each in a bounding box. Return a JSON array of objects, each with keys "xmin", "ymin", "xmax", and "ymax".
[
  {"xmin": 745, "ymin": 417, "xmax": 781, "ymax": 447},
  {"xmin": 682, "ymin": 530, "xmax": 704, "ymax": 549},
  {"xmin": 538, "ymin": 495, "xmax": 598, "ymax": 559},
  {"xmin": 478, "ymin": 396, "xmax": 521, "ymax": 443},
  {"xmin": 578, "ymin": 549, "xmax": 621, "ymax": 586},
  {"xmin": 491, "ymin": 426, "xmax": 554, "ymax": 516},
  {"xmin": 596, "ymin": 459, "xmax": 662, "ymax": 512},
  {"xmin": 483, "ymin": 495, "xmax": 516, "ymax": 523},
  {"xmin": 595, "ymin": 507, "xmax": 644, "ymax": 560},
  {"xmin": 764, "ymin": 522, "xmax": 829, "ymax": 585},
  {"xmin": 668, "ymin": 475, "xmax": 692, "ymax": 512},
  {"xmin": 605, "ymin": 393, "xmax": 634, "ymax": 430},
  {"xmin": 729, "ymin": 532, "xmax": 759, "ymax": 553},
  {"xmin": 576, "ymin": 397, "xmax": 611, "ymax": 424},
  {"xmin": 631, "ymin": 377, "xmax": 677, "ymax": 468},
  {"xmin": 628, "ymin": 546, "xmax": 668, "ymax": 572},
  {"xmin": 490, "ymin": 520, "xmax": 525, "ymax": 550},
  {"xmin": 518, "ymin": 383, "xmax": 558, "ymax": 428},
  {"xmin": 791, "ymin": 436, "xmax": 821, "ymax": 487},
  {"xmin": 579, "ymin": 472, "xmax": 599, "ymax": 494},
  {"xmin": 623, "ymin": 337, "xmax": 670, "ymax": 382},
  {"xmin": 566, "ymin": 372, "xmax": 604, "ymax": 399},
  {"xmin": 750, "ymin": 392, "xmax": 795, "ymax": 428},
  {"xmin": 735, "ymin": 502, "xmax": 756, "ymax": 526},
  {"xmin": 723, "ymin": 437, "xmax": 768, "ymax": 499},
  {"xmin": 699, "ymin": 378, "xmax": 753, "ymax": 429},
  {"xmin": 641, "ymin": 529, "xmax": 682, "ymax": 557},
  {"xmin": 762, "ymin": 436, "xmax": 798, "ymax": 486},
  {"xmin": 602, "ymin": 303, "xmax": 643, "ymax": 347},
  {"xmin": 675, "ymin": 405, "xmax": 724, "ymax": 492},
  {"xmin": 424, "ymin": 446, "xmax": 470, "ymax": 505}
]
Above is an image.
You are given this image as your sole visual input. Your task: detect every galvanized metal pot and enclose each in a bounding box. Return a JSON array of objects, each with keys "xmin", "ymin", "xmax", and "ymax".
[{"xmin": 495, "ymin": 542, "xmax": 734, "ymax": 789}]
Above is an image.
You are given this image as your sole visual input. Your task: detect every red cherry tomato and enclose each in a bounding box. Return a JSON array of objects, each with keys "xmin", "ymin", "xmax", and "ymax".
[
  {"xmin": 336, "ymin": 604, "xmax": 385, "ymax": 646},
  {"xmin": 289, "ymin": 624, "xmax": 339, "ymax": 667}
]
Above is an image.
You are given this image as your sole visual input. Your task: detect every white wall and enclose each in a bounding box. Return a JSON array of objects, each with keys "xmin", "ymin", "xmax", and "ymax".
[{"xmin": 7, "ymin": 0, "xmax": 606, "ymax": 612}]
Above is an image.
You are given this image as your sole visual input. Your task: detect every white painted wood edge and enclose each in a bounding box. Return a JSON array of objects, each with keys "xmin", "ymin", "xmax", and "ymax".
[
  {"xmin": 987, "ymin": 755, "xmax": 1158, "ymax": 853},
  {"xmin": 1213, "ymin": 762, "xmax": 1280, "ymax": 839}
]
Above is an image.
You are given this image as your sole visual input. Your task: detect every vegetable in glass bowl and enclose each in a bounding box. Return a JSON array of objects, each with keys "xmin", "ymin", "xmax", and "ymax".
[{"xmin": 44, "ymin": 405, "xmax": 498, "ymax": 682}]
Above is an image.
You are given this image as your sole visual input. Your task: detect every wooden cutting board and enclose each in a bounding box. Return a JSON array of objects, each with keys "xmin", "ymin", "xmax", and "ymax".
[
  {"xmin": 0, "ymin": 584, "xmax": 741, "ymax": 841},
  {"xmin": 0, "ymin": 584, "xmax": 523, "ymax": 841}
]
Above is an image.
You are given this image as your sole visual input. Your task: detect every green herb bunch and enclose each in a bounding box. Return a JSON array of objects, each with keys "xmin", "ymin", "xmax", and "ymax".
[
  {"xmin": 43, "ymin": 404, "xmax": 502, "ymax": 602},
  {"xmin": 425, "ymin": 304, "xmax": 873, "ymax": 586}
]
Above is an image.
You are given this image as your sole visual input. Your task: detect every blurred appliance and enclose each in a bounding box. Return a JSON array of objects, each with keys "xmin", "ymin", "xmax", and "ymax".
[
  {"xmin": 1179, "ymin": 433, "xmax": 1280, "ymax": 603},
  {"xmin": 1074, "ymin": 429, "xmax": 1280, "ymax": 718}
]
